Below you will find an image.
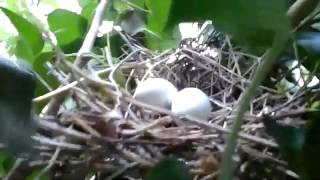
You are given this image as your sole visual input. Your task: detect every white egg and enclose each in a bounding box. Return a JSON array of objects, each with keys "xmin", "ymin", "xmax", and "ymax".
[
  {"xmin": 134, "ymin": 78, "xmax": 178, "ymax": 109},
  {"xmin": 171, "ymin": 87, "xmax": 211, "ymax": 122}
]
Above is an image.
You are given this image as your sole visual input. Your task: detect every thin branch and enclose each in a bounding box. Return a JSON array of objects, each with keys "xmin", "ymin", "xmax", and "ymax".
[
  {"xmin": 3, "ymin": 159, "xmax": 24, "ymax": 180},
  {"xmin": 287, "ymin": 0, "xmax": 320, "ymax": 27},
  {"xmin": 32, "ymin": 136, "xmax": 84, "ymax": 150},
  {"xmin": 75, "ymin": 0, "xmax": 109, "ymax": 68},
  {"xmin": 35, "ymin": 147, "xmax": 61, "ymax": 180}
]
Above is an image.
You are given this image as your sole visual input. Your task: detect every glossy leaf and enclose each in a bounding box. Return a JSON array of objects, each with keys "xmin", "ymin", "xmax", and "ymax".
[
  {"xmin": 145, "ymin": 157, "xmax": 192, "ymax": 180},
  {"xmin": 0, "ymin": 7, "xmax": 44, "ymax": 62},
  {"xmin": 48, "ymin": 9, "xmax": 88, "ymax": 53}
]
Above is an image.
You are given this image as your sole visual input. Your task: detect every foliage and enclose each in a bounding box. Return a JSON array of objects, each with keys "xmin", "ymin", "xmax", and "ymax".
[
  {"xmin": 0, "ymin": 58, "xmax": 36, "ymax": 156},
  {"xmin": 1, "ymin": 0, "xmax": 320, "ymax": 179},
  {"xmin": 263, "ymin": 102, "xmax": 320, "ymax": 179},
  {"xmin": 145, "ymin": 158, "xmax": 192, "ymax": 180},
  {"xmin": 48, "ymin": 9, "xmax": 88, "ymax": 53},
  {"xmin": 0, "ymin": 7, "xmax": 44, "ymax": 62}
]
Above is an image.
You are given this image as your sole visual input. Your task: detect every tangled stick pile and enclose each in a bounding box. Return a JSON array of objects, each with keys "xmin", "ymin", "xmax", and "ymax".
[{"xmin": 32, "ymin": 28, "xmax": 308, "ymax": 179}]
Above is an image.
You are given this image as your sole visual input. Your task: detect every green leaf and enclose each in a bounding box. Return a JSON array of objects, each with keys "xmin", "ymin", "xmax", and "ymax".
[
  {"xmin": 264, "ymin": 101, "xmax": 320, "ymax": 179},
  {"xmin": 145, "ymin": 0, "xmax": 172, "ymax": 34},
  {"xmin": 0, "ymin": 57, "xmax": 37, "ymax": 156},
  {"xmin": 33, "ymin": 52, "xmax": 59, "ymax": 113},
  {"xmin": 26, "ymin": 170, "xmax": 49, "ymax": 180},
  {"xmin": 15, "ymin": 36, "xmax": 35, "ymax": 61},
  {"xmin": 48, "ymin": 9, "xmax": 88, "ymax": 53},
  {"xmin": 0, "ymin": 150, "xmax": 15, "ymax": 178},
  {"xmin": 146, "ymin": 26, "xmax": 180, "ymax": 51},
  {"xmin": 129, "ymin": 0, "xmax": 145, "ymax": 9},
  {"xmin": 0, "ymin": 7, "xmax": 44, "ymax": 61},
  {"xmin": 104, "ymin": 3, "xmax": 119, "ymax": 21},
  {"xmin": 106, "ymin": 33, "xmax": 126, "ymax": 57},
  {"xmin": 78, "ymin": 0, "xmax": 95, "ymax": 8},
  {"xmin": 113, "ymin": 0, "xmax": 132, "ymax": 14},
  {"xmin": 81, "ymin": 0, "xmax": 99, "ymax": 21},
  {"xmin": 145, "ymin": 0, "xmax": 290, "ymax": 53},
  {"xmin": 145, "ymin": 157, "xmax": 192, "ymax": 180},
  {"xmin": 303, "ymin": 102, "xmax": 320, "ymax": 179},
  {"xmin": 263, "ymin": 118, "xmax": 305, "ymax": 174}
]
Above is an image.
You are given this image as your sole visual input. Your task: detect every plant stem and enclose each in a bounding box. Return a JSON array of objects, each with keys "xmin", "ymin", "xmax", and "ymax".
[{"xmin": 218, "ymin": 32, "xmax": 290, "ymax": 180}]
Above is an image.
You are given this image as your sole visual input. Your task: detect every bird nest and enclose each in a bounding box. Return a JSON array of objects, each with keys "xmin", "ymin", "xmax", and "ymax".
[{"xmin": 32, "ymin": 30, "xmax": 307, "ymax": 179}]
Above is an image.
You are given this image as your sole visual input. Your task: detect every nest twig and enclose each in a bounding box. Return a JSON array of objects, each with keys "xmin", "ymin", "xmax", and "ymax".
[{"xmin": 27, "ymin": 27, "xmax": 314, "ymax": 179}]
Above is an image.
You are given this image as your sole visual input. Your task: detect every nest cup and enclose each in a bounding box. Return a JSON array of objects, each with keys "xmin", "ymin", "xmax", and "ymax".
[{"xmin": 34, "ymin": 27, "xmax": 303, "ymax": 179}]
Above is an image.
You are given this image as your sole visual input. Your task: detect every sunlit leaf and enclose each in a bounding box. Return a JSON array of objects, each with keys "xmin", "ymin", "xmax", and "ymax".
[
  {"xmin": 0, "ymin": 7, "xmax": 44, "ymax": 61},
  {"xmin": 15, "ymin": 37, "xmax": 35, "ymax": 61},
  {"xmin": 78, "ymin": 0, "xmax": 94, "ymax": 8},
  {"xmin": 81, "ymin": 0, "xmax": 99, "ymax": 21},
  {"xmin": 145, "ymin": 0, "xmax": 172, "ymax": 34}
]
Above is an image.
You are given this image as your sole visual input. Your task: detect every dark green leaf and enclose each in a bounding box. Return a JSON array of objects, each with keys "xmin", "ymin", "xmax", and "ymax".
[
  {"xmin": 48, "ymin": 9, "xmax": 88, "ymax": 53},
  {"xmin": 0, "ymin": 150, "xmax": 15, "ymax": 177},
  {"xmin": 145, "ymin": 157, "xmax": 192, "ymax": 180},
  {"xmin": 145, "ymin": 0, "xmax": 290, "ymax": 53},
  {"xmin": 106, "ymin": 33, "xmax": 126, "ymax": 57},
  {"xmin": 33, "ymin": 52, "xmax": 58, "ymax": 92},
  {"xmin": 302, "ymin": 101, "xmax": 320, "ymax": 179},
  {"xmin": 0, "ymin": 57, "xmax": 37, "ymax": 156},
  {"xmin": 104, "ymin": 3, "xmax": 119, "ymax": 21},
  {"xmin": 26, "ymin": 170, "xmax": 49, "ymax": 180},
  {"xmin": 263, "ymin": 117, "xmax": 305, "ymax": 175},
  {"xmin": 0, "ymin": 7, "xmax": 44, "ymax": 62}
]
